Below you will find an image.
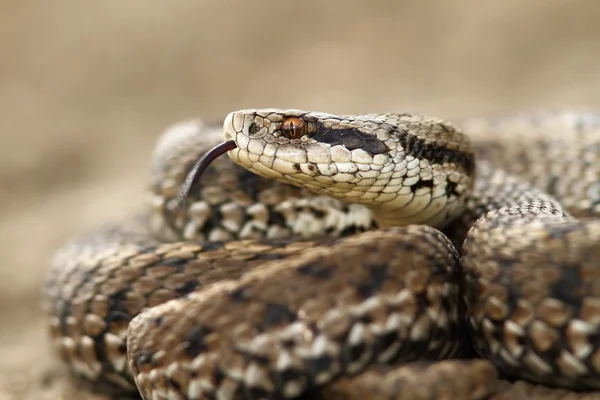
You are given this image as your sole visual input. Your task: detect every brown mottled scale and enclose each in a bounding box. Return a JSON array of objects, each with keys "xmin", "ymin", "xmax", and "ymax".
[
  {"xmin": 44, "ymin": 111, "xmax": 600, "ymax": 399},
  {"xmin": 44, "ymin": 217, "xmax": 322, "ymax": 395},
  {"xmin": 321, "ymin": 360, "xmax": 498, "ymax": 400},
  {"xmin": 44, "ymin": 119, "xmax": 379, "ymax": 396},
  {"xmin": 456, "ymin": 112, "xmax": 600, "ymax": 391},
  {"xmin": 462, "ymin": 179, "xmax": 600, "ymax": 390},
  {"xmin": 460, "ymin": 111, "xmax": 600, "ymax": 218},
  {"xmin": 127, "ymin": 227, "xmax": 462, "ymax": 399}
]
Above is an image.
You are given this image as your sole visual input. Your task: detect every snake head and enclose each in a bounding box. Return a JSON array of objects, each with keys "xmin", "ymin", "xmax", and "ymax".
[
  {"xmin": 222, "ymin": 109, "xmax": 474, "ymax": 228},
  {"xmin": 223, "ymin": 108, "xmax": 392, "ymax": 185}
]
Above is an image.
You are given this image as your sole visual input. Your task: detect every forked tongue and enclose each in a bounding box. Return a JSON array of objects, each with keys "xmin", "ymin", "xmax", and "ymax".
[{"xmin": 168, "ymin": 140, "xmax": 237, "ymax": 212}]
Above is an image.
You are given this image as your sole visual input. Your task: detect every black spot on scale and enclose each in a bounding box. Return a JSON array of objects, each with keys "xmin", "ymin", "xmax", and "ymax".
[
  {"xmin": 305, "ymin": 355, "xmax": 335, "ymax": 379},
  {"xmin": 261, "ymin": 302, "xmax": 297, "ymax": 328},
  {"xmin": 132, "ymin": 349, "xmax": 153, "ymax": 369},
  {"xmin": 297, "ymin": 261, "xmax": 335, "ymax": 279},
  {"xmin": 274, "ymin": 367, "xmax": 311, "ymax": 395},
  {"xmin": 198, "ymin": 207, "xmax": 223, "ymax": 237},
  {"xmin": 92, "ymin": 307, "xmax": 130, "ymax": 375},
  {"xmin": 548, "ymin": 265, "xmax": 583, "ymax": 309},
  {"xmin": 411, "ymin": 179, "xmax": 434, "ymax": 191},
  {"xmin": 183, "ymin": 325, "xmax": 213, "ymax": 358},
  {"xmin": 167, "ymin": 377, "xmax": 182, "ymax": 391},
  {"xmin": 339, "ymin": 225, "xmax": 364, "ymax": 237},
  {"xmin": 445, "ymin": 180, "xmax": 459, "ymax": 197},
  {"xmin": 212, "ymin": 367, "xmax": 226, "ymax": 386},
  {"xmin": 341, "ymin": 341, "xmax": 369, "ymax": 370},
  {"xmin": 308, "ymin": 206, "xmax": 326, "ymax": 219},
  {"xmin": 106, "ymin": 289, "xmax": 132, "ymax": 317},
  {"xmin": 229, "ymin": 285, "xmax": 253, "ymax": 302},
  {"xmin": 356, "ymin": 264, "xmax": 388, "ymax": 299},
  {"xmin": 267, "ymin": 209, "xmax": 286, "ymax": 227},
  {"xmin": 199, "ymin": 241, "xmax": 227, "ymax": 252},
  {"xmin": 375, "ymin": 330, "xmax": 400, "ymax": 361},
  {"xmin": 174, "ymin": 280, "xmax": 198, "ymax": 297}
]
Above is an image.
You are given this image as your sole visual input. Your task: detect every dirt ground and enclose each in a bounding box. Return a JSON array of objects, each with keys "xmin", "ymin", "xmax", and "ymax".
[{"xmin": 1, "ymin": 1, "xmax": 600, "ymax": 399}]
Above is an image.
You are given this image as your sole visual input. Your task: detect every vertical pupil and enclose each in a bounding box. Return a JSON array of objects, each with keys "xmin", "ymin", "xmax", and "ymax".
[{"xmin": 283, "ymin": 118, "xmax": 304, "ymax": 138}]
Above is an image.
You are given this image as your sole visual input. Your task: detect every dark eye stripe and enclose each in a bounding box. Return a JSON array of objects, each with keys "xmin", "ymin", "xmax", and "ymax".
[
  {"xmin": 311, "ymin": 125, "xmax": 474, "ymax": 173},
  {"xmin": 311, "ymin": 127, "xmax": 388, "ymax": 155}
]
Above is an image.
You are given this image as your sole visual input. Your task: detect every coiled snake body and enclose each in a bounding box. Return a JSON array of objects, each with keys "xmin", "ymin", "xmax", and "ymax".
[{"xmin": 44, "ymin": 109, "xmax": 600, "ymax": 399}]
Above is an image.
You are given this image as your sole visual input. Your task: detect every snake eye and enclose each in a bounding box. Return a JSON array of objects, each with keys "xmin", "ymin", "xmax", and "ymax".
[{"xmin": 281, "ymin": 117, "xmax": 306, "ymax": 140}]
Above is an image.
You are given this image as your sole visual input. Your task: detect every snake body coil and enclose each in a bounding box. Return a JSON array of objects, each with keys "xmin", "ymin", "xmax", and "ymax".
[{"xmin": 44, "ymin": 110, "xmax": 600, "ymax": 399}]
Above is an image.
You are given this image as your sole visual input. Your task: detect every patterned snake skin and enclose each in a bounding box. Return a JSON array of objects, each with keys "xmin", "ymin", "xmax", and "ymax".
[{"xmin": 44, "ymin": 109, "xmax": 600, "ymax": 399}]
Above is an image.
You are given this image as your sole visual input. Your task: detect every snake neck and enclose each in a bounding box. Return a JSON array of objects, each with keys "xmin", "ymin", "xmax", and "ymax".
[{"xmin": 358, "ymin": 196, "xmax": 467, "ymax": 229}]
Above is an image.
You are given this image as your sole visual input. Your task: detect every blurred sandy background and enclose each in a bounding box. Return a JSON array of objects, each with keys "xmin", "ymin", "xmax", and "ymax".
[{"xmin": 1, "ymin": 1, "xmax": 599, "ymax": 398}]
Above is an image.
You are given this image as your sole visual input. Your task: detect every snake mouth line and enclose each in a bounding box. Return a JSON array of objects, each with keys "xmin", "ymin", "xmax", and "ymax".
[{"xmin": 168, "ymin": 140, "xmax": 238, "ymax": 212}]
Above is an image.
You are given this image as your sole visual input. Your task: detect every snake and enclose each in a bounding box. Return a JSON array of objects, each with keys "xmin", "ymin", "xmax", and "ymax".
[{"xmin": 43, "ymin": 109, "xmax": 600, "ymax": 399}]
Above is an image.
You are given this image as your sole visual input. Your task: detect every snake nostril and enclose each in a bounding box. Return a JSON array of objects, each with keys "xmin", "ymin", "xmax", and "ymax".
[{"xmin": 248, "ymin": 122, "xmax": 261, "ymax": 135}]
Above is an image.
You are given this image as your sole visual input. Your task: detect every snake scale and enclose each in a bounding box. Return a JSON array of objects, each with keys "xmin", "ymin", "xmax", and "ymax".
[{"xmin": 44, "ymin": 109, "xmax": 600, "ymax": 399}]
